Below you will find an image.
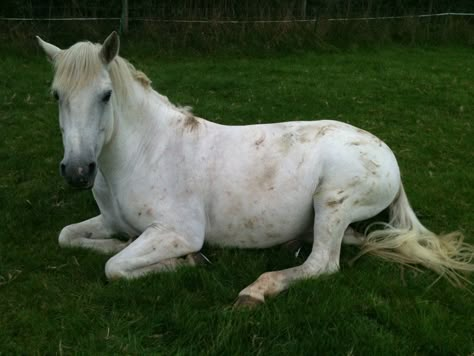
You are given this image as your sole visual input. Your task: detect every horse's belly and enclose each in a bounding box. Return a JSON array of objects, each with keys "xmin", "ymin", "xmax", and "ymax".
[
  {"xmin": 205, "ymin": 191, "xmax": 314, "ymax": 248},
  {"xmin": 205, "ymin": 212, "xmax": 313, "ymax": 248}
]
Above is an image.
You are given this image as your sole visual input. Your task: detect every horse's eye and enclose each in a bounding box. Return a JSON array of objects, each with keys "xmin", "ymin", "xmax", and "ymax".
[
  {"xmin": 102, "ymin": 91, "xmax": 112, "ymax": 103},
  {"xmin": 52, "ymin": 90, "xmax": 59, "ymax": 101}
]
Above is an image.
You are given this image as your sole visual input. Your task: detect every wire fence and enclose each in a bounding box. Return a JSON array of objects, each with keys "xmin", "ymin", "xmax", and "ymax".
[
  {"xmin": 1, "ymin": 12, "xmax": 473, "ymax": 22},
  {"xmin": 2, "ymin": 7, "xmax": 473, "ymax": 51}
]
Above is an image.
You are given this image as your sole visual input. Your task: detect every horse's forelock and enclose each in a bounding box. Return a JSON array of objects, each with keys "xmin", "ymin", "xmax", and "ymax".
[
  {"xmin": 53, "ymin": 42, "xmax": 103, "ymax": 95},
  {"xmin": 52, "ymin": 41, "xmax": 151, "ymax": 100}
]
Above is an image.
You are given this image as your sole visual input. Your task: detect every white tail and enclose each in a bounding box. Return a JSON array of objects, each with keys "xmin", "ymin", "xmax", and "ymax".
[{"xmin": 359, "ymin": 183, "xmax": 474, "ymax": 286}]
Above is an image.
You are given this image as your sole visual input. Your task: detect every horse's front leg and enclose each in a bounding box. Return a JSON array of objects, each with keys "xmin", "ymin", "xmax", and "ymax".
[
  {"xmin": 59, "ymin": 215, "xmax": 131, "ymax": 254},
  {"xmin": 104, "ymin": 223, "xmax": 204, "ymax": 280}
]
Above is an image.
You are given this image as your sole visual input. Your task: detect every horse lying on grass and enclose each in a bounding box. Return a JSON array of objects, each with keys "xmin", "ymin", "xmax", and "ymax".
[{"xmin": 37, "ymin": 32, "xmax": 474, "ymax": 306}]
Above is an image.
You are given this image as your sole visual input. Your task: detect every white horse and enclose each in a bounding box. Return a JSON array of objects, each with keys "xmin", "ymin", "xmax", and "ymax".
[{"xmin": 37, "ymin": 32, "xmax": 474, "ymax": 306}]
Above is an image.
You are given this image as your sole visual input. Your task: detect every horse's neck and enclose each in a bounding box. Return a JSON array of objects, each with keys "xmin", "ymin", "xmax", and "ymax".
[{"xmin": 98, "ymin": 85, "xmax": 182, "ymax": 178}]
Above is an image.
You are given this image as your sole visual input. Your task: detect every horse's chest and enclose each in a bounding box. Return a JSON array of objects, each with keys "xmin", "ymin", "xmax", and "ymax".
[{"xmin": 93, "ymin": 175, "xmax": 166, "ymax": 236}]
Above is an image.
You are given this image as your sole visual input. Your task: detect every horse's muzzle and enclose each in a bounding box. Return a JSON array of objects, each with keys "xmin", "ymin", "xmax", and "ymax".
[{"xmin": 60, "ymin": 160, "xmax": 97, "ymax": 189}]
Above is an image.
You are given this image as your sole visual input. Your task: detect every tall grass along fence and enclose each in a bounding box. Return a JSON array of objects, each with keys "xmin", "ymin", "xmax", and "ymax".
[{"xmin": 1, "ymin": 1, "xmax": 474, "ymax": 51}]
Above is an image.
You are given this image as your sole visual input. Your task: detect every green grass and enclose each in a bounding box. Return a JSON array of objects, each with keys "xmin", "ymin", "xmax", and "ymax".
[{"xmin": 1, "ymin": 45, "xmax": 473, "ymax": 354}]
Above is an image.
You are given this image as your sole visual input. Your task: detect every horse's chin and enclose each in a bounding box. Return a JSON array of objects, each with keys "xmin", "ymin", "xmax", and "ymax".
[
  {"xmin": 76, "ymin": 183, "xmax": 94, "ymax": 190},
  {"xmin": 65, "ymin": 179, "xmax": 95, "ymax": 190}
]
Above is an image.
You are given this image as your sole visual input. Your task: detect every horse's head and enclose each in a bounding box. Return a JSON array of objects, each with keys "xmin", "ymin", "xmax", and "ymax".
[{"xmin": 37, "ymin": 32, "xmax": 120, "ymax": 189}]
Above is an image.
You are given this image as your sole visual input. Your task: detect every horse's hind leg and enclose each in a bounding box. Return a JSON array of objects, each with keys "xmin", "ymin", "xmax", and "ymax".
[
  {"xmin": 235, "ymin": 199, "xmax": 350, "ymax": 307},
  {"xmin": 59, "ymin": 215, "xmax": 130, "ymax": 254}
]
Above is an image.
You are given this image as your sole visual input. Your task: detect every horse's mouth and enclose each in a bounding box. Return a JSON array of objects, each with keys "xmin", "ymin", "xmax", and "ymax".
[{"xmin": 60, "ymin": 160, "xmax": 97, "ymax": 190}]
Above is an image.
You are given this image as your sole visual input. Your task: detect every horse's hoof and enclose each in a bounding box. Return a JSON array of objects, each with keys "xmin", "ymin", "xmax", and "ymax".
[{"xmin": 233, "ymin": 295, "xmax": 264, "ymax": 309}]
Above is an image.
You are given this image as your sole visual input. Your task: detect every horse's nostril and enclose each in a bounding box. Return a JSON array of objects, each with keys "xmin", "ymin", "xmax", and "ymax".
[
  {"xmin": 60, "ymin": 163, "xmax": 66, "ymax": 176},
  {"xmin": 88, "ymin": 162, "xmax": 96, "ymax": 173}
]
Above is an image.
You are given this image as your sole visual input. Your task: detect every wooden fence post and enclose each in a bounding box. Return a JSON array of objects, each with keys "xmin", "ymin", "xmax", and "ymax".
[
  {"xmin": 300, "ymin": 0, "xmax": 307, "ymax": 19},
  {"xmin": 121, "ymin": 0, "xmax": 129, "ymax": 34}
]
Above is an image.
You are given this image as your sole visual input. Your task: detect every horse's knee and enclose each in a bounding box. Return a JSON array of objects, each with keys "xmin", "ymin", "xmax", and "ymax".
[
  {"xmin": 105, "ymin": 257, "xmax": 127, "ymax": 280},
  {"xmin": 58, "ymin": 226, "xmax": 74, "ymax": 248}
]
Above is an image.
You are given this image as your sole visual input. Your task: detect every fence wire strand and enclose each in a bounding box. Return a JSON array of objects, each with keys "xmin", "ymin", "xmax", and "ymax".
[{"xmin": 0, "ymin": 12, "xmax": 473, "ymax": 23}]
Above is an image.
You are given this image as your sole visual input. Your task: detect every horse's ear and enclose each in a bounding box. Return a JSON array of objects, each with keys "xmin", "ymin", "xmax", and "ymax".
[
  {"xmin": 100, "ymin": 31, "xmax": 120, "ymax": 64},
  {"xmin": 36, "ymin": 36, "xmax": 61, "ymax": 61}
]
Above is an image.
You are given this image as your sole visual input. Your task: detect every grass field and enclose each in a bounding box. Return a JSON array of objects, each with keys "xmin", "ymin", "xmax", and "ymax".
[{"xmin": 0, "ymin": 45, "xmax": 473, "ymax": 354}]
